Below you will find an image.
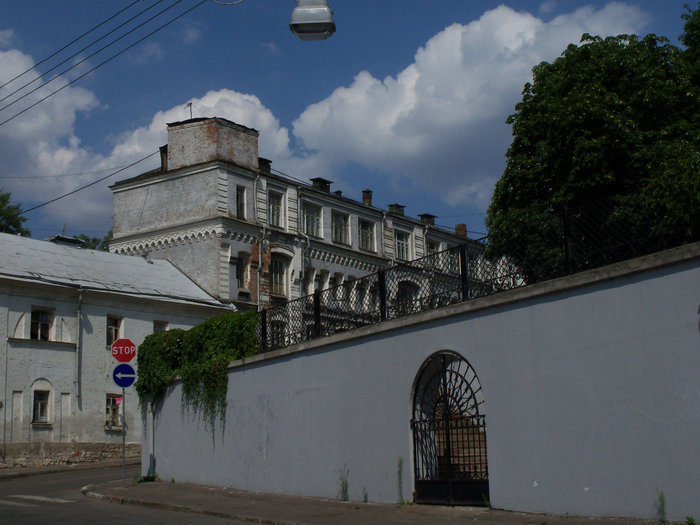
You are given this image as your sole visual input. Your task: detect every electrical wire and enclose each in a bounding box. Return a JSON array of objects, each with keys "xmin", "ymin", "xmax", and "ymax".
[
  {"xmin": 0, "ymin": 0, "xmax": 143, "ymax": 91},
  {"xmin": 0, "ymin": 0, "xmax": 167, "ymax": 107},
  {"xmin": 20, "ymin": 151, "xmax": 159, "ymax": 214},
  {"xmin": 0, "ymin": 165, "xmax": 135, "ymax": 180},
  {"xmin": 0, "ymin": 0, "xmax": 185, "ymax": 115},
  {"xmin": 0, "ymin": 0, "xmax": 210, "ymax": 128}
]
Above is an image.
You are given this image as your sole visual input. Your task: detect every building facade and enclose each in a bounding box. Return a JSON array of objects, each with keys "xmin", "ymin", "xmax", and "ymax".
[
  {"xmin": 0, "ymin": 234, "xmax": 231, "ymax": 452},
  {"xmin": 110, "ymin": 117, "xmax": 469, "ymax": 310}
]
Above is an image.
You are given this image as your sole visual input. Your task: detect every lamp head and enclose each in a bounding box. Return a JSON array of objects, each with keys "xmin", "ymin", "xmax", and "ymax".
[{"xmin": 290, "ymin": 0, "xmax": 336, "ymax": 41}]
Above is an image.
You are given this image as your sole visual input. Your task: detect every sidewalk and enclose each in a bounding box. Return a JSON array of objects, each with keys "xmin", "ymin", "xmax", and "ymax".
[{"xmin": 82, "ymin": 475, "xmax": 661, "ymax": 525}]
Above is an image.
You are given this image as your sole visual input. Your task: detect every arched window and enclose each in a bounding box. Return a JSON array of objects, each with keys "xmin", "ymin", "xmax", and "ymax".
[{"xmin": 31, "ymin": 378, "xmax": 53, "ymax": 426}]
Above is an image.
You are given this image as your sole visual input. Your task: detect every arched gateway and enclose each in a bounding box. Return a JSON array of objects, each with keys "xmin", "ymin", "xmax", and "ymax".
[{"xmin": 411, "ymin": 351, "xmax": 489, "ymax": 505}]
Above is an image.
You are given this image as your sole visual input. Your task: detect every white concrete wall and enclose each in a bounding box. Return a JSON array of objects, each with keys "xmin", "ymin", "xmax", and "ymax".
[{"xmin": 144, "ymin": 244, "xmax": 700, "ymax": 521}]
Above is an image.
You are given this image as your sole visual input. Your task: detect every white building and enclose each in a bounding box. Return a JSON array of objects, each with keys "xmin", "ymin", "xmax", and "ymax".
[
  {"xmin": 0, "ymin": 233, "xmax": 231, "ymax": 452},
  {"xmin": 110, "ymin": 117, "xmax": 469, "ymax": 310}
]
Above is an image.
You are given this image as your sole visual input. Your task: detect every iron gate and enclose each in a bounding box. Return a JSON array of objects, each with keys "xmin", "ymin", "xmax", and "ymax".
[{"xmin": 411, "ymin": 351, "xmax": 489, "ymax": 505}]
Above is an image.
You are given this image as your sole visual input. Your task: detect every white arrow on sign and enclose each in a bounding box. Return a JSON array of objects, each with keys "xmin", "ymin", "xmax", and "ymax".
[{"xmin": 115, "ymin": 370, "xmax": 136, "ymax": 380}]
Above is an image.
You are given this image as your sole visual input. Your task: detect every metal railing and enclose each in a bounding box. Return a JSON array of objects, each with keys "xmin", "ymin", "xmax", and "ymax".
[
  {"xmin": 258, "ymin": 241, "xmax": 525, "ymax": 352},
  {"xmin": 258, "ymin": 197, "xmax": 696, "ymax": 352}
]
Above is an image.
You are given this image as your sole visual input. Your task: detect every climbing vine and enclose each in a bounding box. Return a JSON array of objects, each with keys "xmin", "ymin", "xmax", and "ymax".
[{"xmin": 135, "ymin": 310, "xmax": 260, "ymax": 424}]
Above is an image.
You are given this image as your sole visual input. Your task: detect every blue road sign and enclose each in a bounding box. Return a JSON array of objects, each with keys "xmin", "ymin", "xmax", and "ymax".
[{"xmin": 113, "ymin": 363, "xmax": 136, "ymax": 388}]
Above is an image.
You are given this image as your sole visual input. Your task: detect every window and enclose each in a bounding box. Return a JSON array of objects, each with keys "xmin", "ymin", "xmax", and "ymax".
[
  {"xmin": 268, "ymin": 191, "xmax": 283, "ymax": 228},
  {"xmin": 236, "ymin": 186, "xmax": 246, "ymax": 220},
  {"xmin": 331, "ymin": 211, "xmax": 349, "ymax": 244},
  {"xmin": 396, "ymin": 281, "xmax": 420, "ymax": 315},
  {"xmin": 270, "ymin": 256, "xmax": 287, "ymax": 297},
  {"xmin": 427, "ymin": 239, "xmax": 440, "ymax": 255},
  {"xmin": 30, "ymin": 309, "xmax": 52, "ymax": 341},
  {"xmin": 106, "ymin": 316, "xmax": 122, "ymax": 346},
  {"xmin": 153, "ymin": 321, "xmax": 168, "ymax": 333},
  {"xmin": 106, "ymin": 393, "xmax": 122, "ymax": 428},
  {"xmin": 359, "ymin": 220, "xmax": 375, "ymax": 252},
  {"xmin": 395, "ymin": 230, "xmax": 410, "ymax": 261},
  {"xmin": 303, "ymin": 203, "xmax": 321, "ymax": 238},
  {"xmin": 32, "ymin": 390, "xmax": 49, "ymax": 423}
]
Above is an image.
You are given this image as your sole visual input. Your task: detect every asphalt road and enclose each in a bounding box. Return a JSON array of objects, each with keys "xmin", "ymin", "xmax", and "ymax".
[{"xmin": 0, "ymin": 465, "xmax": 245, "ymax": 524}]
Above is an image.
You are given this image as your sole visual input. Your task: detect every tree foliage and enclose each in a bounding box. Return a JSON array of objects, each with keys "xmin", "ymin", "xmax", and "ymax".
[
  {"xmin": 486, "ymin": 5, "xmax": 700, "ymax": 282},
  {"xmin": 77, "ymin": 229, "xmax": 112, "ymax": 251},
  {"xmin": 135, "ymin": 310, "xmax": 260, "ymax": 425},
  {"xmin": 0, "ymin": 190, "xmax": 30, "ymax": 236}
]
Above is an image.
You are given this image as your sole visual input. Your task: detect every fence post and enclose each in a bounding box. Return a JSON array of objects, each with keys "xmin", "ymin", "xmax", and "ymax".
[
  {"xmin": 313, "ymin": 289, "xmax": 321, "ymax": 338},
  {"xmin": 459, "ymin": 243, "xmax": 469, "ymax": 301},
  {"xmin": 378, "ymin": 269, "xmax": 387, "ymax": 321},
  {"xmin": 260, "ymin": 309, "xmax": 267, "ymax": 352}
]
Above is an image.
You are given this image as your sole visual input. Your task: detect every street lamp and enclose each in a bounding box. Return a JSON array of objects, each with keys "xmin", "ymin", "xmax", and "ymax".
[{"xmin": 290, "ymin": 0, "xmax": 336, "ymax": 41}]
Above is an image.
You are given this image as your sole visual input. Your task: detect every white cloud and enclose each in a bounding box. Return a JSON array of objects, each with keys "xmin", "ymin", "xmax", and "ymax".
[
  {"xmin": 292, "ymin": 3, "xmax": 649, "ymax": 211},
  {"xmin": 181, "ymin": 22, "xmax": 202, "ymax": 44},
  {"xmin": 128, "ymin": 41, "xmax": 164, "ymax": 65},
  {"xmin": 0, "ymin": 29, "xmax": 14, "ymax": 47}
]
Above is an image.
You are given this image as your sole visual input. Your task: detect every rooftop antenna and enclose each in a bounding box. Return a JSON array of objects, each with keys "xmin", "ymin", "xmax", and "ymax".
[{"xmin": 184, "ymin": 102, "xmax": 193, "ymax": 119}]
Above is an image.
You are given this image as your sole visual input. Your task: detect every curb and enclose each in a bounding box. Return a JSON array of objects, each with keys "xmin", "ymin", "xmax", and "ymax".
[
  {"xmin": 0, "ymin": 459, "xmax": 140, "ymax": 480},
  {"xmin": 81, "ymin": 484, "xmax": 307, "ymax": 525}
]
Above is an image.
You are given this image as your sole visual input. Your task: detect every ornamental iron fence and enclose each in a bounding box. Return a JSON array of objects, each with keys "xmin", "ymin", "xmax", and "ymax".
[{"xmin": 257, "ymin": 197, "xmax": 696, "ymax": 352}]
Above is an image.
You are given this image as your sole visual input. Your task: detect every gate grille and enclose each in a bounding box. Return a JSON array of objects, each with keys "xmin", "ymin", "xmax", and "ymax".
[{"xmin": 412, "ymin": 352, "xmax": 489, "ymax": 505}]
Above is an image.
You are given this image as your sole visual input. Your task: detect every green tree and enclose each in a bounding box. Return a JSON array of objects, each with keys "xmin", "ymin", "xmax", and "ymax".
[
  {"xmin": 486, "ymin": 6, "xmax": 700, "ymax": 282},
  {"xmin": 0, "ymin": 189, "xmax": 30, "ymax": 236},
  {"xmin": 77, "ymin": 229, "xmax": 112, "ymax": 251}
]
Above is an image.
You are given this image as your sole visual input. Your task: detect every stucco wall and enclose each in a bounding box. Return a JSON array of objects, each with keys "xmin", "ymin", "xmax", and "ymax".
[
  {"xmin": 1, "ymin": 282, "xmax": 226, "ymax": 452},
  {"xmin": 143, "ymin": 244, "xmax": 700, "ymax": 521}
]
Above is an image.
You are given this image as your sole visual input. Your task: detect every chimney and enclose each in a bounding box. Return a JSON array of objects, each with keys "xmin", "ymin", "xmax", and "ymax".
[
  {"xmin": 259, "ymin": 157, "xmax": 272, "ymax": 174},
  {"xmin": 455, "ymin": 223, "xmax": 467, "ymax": 238},
  {"xmin": 388, "ymin": 203, "xmax": 405, "ymax": 216},
  {"xmin": 310, "ymin": 177, "xmax": 332, "ymax": 193},
  {"xmin": 166, "ymin": 117, "xmax": 259, "ymax": 171},
  {"xmin": 159, "ymin": 145, "xmax": 168, "ymax": 171},
  {"xmin": 419, "ymin": 213, "xmax": 436, "ymax": 226},
  {"xmin": 362, "ymin": 189, "xmax": 373, "ymax": 206}
]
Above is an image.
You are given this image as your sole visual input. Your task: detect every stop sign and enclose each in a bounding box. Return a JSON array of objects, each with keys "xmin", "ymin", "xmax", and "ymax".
[{"xmin": 111, "ymin": 338, "xmax": 136, "ymax": 363}]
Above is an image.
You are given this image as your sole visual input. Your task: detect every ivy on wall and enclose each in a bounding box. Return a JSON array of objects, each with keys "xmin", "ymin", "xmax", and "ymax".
[{"xmin": 135, "ymin": 310, "xmax": 260, "ymax": 424}]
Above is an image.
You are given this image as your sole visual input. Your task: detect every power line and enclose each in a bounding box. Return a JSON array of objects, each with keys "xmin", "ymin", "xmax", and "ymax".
[
  {"xmin": 0, "ymin": 0, "xmax": 143, "ymax": 91},
  {"xmin": 0, "ymin": 164, "xmax": 136, "ymax": 180},
  {"xmin": 0, "ymin": 0, "xmax": 185, "ymax": 115},
  {"xmin": 0, "ymin": 0, "xmax": 210, "ymax": 128},
  {"xmin": 21, "ymin": 151, "xmax": 159, "ymax": 214}
]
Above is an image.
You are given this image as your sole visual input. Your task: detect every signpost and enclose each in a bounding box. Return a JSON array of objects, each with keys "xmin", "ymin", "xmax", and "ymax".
[{"xmin": 111, "ymin": 338, "xmax": 136, "ymax": 488}]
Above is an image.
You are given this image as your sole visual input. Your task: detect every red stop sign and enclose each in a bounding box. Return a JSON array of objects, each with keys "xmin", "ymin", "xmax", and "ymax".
[{"xmin": 111, "ymin": 338, "xmax": 136, "ymax": 363}]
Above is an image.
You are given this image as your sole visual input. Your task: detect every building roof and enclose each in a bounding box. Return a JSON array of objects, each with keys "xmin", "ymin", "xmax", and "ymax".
[{"xmin": 0, "ymin": 233, "xmax": 232, "ymax": 309}]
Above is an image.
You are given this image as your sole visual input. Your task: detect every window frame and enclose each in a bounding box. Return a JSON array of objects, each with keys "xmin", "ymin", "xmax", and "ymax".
[
  {"xmin": 302, "ymin": 202, "xmax": 322, "ymax": 238},
  {"xmin": 359, "ymin": 219, "xmax": 376, "ymax": 252},
  {"xmin": 268, "ymin": 190, "xmax": 284, "ymax": 228},
  {"xmin": 30, "ymin": 308, "xmax": 53, "ymax": 341},
  {"xmin": 236, "ymin": 185, "xmax": 246, "ymax": 220},
  {"xmin": 105, "ymin": 393, "xmax": 123, "ymax": 430},
  {"xmin": 270, "ymin": 256, "xmax": 287, "ymax": 297},
  {"xmin": 394, "ymin": 230, "xmax": 411, "ymax": 261},
  {"xmin": 106, "ymin": 316, "xmax": 122, "ymax": 347},
  {"xmin": 331, "ymin": 211, "xmax": 349, "ymax": 245},
  {"xmin": 153, "ymin": 320, "xmax": 169, "ymax": 333},
  {"xmin": 32, "ymin": 390, "xmax": 50, "ymax": 424}
]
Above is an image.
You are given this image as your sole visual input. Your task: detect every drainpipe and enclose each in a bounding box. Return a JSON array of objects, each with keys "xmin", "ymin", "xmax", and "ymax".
[
  {"xmin": 381, "ymin": 211, "xmax": 388, "ymax": 261},
  {"xmin": 297, "ymin": 185, "xmax": 310, "ymax": 286},
  {"xmin": 75, "ymin": 288, "xmax": 83, "ymax": 404},
  {"xmin": 3, "ymin": 302, "xmax": 9, "ymax": 460}
]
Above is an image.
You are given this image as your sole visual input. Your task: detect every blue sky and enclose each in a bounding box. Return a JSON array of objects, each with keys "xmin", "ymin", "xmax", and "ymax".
[{"xmin": 0, "ymin": 1, "xmax": 691, "ymax": 239}]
